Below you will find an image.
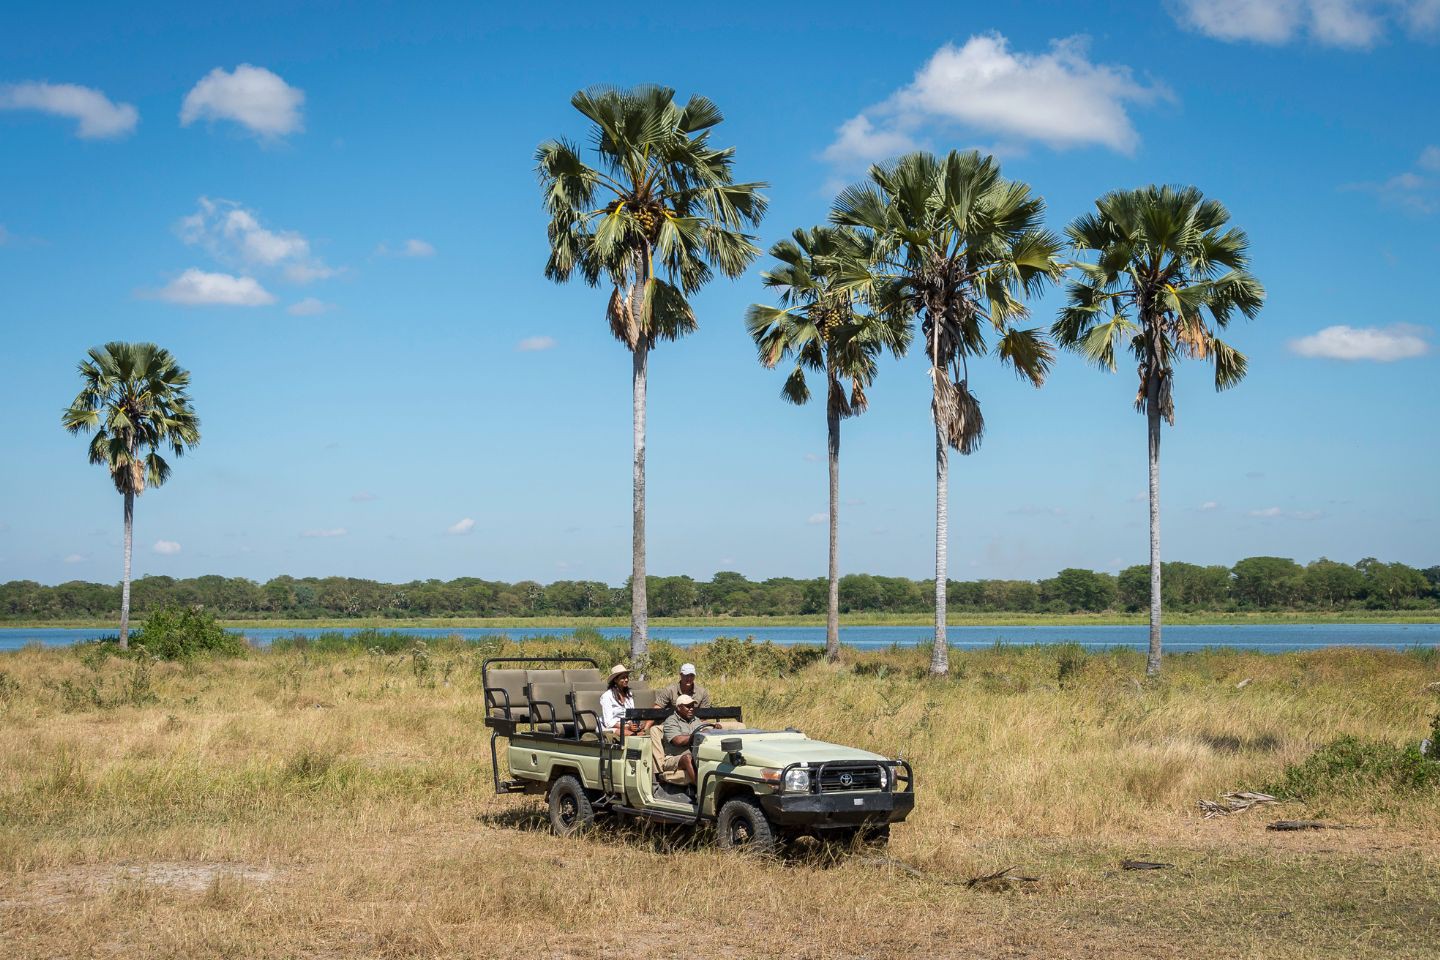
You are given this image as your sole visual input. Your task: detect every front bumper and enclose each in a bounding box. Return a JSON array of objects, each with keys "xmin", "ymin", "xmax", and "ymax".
[{"xmin": 758, "ymin": 790, "xmax": 915, "ymax": 828}]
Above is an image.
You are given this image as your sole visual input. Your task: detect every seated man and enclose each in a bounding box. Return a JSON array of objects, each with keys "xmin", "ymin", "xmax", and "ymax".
[
  {"xmin": 660, "ymin": 694, "xmax": 714, "ymax": 786},
  {"xmin": 654, "ymin": 662, "xmax": 711, "ymax": 712},
  {"xmin": 598, "ymin": 664, "xmax": 641, "ymax": 737}
]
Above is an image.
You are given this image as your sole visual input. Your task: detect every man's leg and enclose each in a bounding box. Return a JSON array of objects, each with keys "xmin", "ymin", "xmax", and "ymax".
[{"xmin": 678, "ymin": 752, "xmax": 696, "ymax": 785}]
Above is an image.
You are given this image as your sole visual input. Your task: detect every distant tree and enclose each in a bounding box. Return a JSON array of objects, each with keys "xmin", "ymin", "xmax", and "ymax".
[
  {"xmin": 537, "ymin": 85, "xmax": 766, "ymax": 664},
  {"xmin": 62, "ymin": 342, "xmax": 200, "ymax": 648},
  {"xmin": 1043, "ymin": 568, "xmax": 1117, "ymax": 612},
  {"xmin": 1054, "ymin": 186, "xmax": 1263, "ymax": 675},
  {"xmin": 1357, "ymin": 558, "xmax": 1430, "ymax": 609},
  {"xmin": 1232, "ymin": 556, "xmax": 1303, "ymax": 608},
  {"xmin": 833, "ymin": 150, "xmax": 1063, "ymax": 676},
  {"xmin": 748, "ymin": 225, "xmax": 910, "ymax": 661},
  {"xmin": 1302, "ymin": 558, "xmax": 1365, "ymax": 609}
]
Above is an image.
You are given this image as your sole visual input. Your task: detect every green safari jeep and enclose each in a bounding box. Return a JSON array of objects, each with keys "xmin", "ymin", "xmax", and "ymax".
[{"xmin": 483, "ymin": 656, "xmax": 914, "ymax": 853}]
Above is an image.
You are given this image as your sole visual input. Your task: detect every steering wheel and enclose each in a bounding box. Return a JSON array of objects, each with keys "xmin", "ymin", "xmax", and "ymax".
[{"xmin": 690, "ymin": 721, "xmax": 720, "ymax": 766}]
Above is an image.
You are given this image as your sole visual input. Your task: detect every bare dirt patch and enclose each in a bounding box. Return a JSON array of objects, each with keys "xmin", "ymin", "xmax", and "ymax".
[{"xmin": 0, "ymin": 861, "xmax": 279, "ymax": 910}]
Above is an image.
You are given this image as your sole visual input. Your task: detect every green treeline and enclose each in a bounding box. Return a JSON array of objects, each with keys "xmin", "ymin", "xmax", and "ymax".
[{"xmin": 3, "ymin": 557, "xmax": 1436, "ymax": 621}]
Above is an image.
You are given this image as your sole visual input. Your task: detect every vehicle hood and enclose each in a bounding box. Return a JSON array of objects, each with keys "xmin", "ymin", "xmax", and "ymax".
[{"xmin": 700, "ymin": 730, "xmax": 888, "ymax": 767}]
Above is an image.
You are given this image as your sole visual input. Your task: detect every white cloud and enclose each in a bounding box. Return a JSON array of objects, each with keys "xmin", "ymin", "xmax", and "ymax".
[
  {"xmin": 1174, "ymin": 0, "xmax": 1440, "ymax": 48},
  {"xmin": 152, "ymin": 268, "xmax": 275, "ymax": 306},
  {"xmin": 180, "ymin": 64, "xmax": 303, "ymax": 138},
  {"xmin": 803, "ymin": 452, "xmax": 822, "ymax": 463},
  {"xmin": 1350, "ymin": 147, "xmax": 1440, "ymax": 213},
  {"xmin": 376, "ymin": 238, "xmax": 438, "ymax": 258},
  {"xmin": 1249, "ymin": 506, "xmax": 1323, "ymax": 520},
  {"xmin": 350, "ymin": 492, "xmax": 377, "ymax": 502},
  {"xmin": 1199, "ymin": 501, "xmax": 1220, "ymax": 511},
  {"xmin": 179, "ymin": 197, "xmax": 337, "ymax": 284},
  {"xmin": 1289, "ymin": 324, "xmax": 1430, "ymax": 361},
  {"xmin": 301, "ymin": 528, "xmax": 347, "ymax": 538},
  {"xmin": 448, "ymin": 518, "xmax": 476, "ymax": 535},
  {"xmin": 516, "ymin": 335, "xmax": 557, "ymax": 352},
  {"xmin": 824, "ymin": 33, "xmax": 1165, "ymax": 166},
  {"xmin": 1419, "ymin": 146, "xmax": 1440, "ymax": 171},
  {"xmin": 287, "ymin": 297, "xmax": 335, "ymax": 316},
  {"xmin": 807, "ymin": 513, "xmax": 827, "ymax": 525},
  {"xmin": 0, "ymin": 81, "xmax": 138, "ymax": 138},
  {"xmin": 153, "ymin": 540, "xmax": 182, "ymax": 555},
  {"xmin": 63, "ymin": 553, "xmax": 87, "ymax": 563}
]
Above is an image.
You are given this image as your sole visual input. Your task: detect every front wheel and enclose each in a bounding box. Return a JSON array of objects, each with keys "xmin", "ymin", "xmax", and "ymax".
[
  {"xmin": 716, "ymin": 797, "xmax": 778, "ymax": 855},
  {"xmin": 547, "ymin": 775, "xmax": 595, "ymax": 837}
]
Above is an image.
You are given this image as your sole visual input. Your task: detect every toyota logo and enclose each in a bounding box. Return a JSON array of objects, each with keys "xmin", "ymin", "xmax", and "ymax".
[{"xmin": 839, "ymin": 772, "xmax": 854, "ymax": 787}]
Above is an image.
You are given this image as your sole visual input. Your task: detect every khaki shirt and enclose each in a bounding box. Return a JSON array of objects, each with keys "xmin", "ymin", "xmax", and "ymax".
[
  {"xmin": 654, "ymin": 682, "xmax": 710, "ymax": 712},
  {"xmin": 661, "ymin": 713, "xmax": 705, "ymax": 758}
]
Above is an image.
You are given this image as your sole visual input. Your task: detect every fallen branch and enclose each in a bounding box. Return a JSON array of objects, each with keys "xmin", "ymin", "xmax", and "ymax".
[
  {"xmin": 1121, "ymin": 859, "xmax": 1174, "ymax": 871},
  {"xmin": 965, "ymin": 865, "xmax": 1039, "ymax": 890},
  {"xmin": 1198, "ymin": 791, "xmax": 1280, "ymax": 818},
  {"xmin": 1266, "ymin": 819, "xmax": 1368, "ymax": 832}
]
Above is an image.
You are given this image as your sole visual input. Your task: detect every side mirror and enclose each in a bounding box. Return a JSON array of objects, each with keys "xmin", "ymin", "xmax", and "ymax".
[{"xmin": 720, "ymin": 737, "xmax": 743, "ymax": 765}]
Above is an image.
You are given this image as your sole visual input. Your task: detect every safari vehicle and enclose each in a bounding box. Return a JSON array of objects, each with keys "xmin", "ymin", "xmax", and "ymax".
[{"xmin": 482, "ymin": 656, "xmax": 914, "ymax": 853}]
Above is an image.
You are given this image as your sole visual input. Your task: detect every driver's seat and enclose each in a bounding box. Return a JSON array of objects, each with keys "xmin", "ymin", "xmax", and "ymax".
[{"xmin": 648, "ymin": 724, "xmax": 689, "ymax": 786}]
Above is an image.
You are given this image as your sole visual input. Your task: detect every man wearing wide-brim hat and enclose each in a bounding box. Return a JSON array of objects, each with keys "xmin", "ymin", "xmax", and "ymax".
[{"xmin": 599, "ymin": 664, "xmax": 640, "ymax": 736}]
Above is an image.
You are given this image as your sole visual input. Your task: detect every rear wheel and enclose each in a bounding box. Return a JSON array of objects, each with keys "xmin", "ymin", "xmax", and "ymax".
[
  {"xmin": 716, "ymin": 797, "xmax": 778, "ymax": 855},
  {"xmin": 547, "ymin": 775, "xmax": 595, "ymax": 837}
]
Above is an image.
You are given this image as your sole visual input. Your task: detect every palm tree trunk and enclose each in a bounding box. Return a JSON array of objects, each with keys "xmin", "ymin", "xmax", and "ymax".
[
  {"xmin": 930, "ymin": 416, "xmax": 949, "ymax": 677},
  {"xmin": 1145, "ymin": 387, "xmax": 1162, "ymax": 677},
  {"xmin": 630, "ymin": 340, "xmax": 649, "ymax": 666},
  {"xmin": 119, "ymin": 488, "xmax": 134, "ymax": 650},
  {"xmin": 826, "ymin": 397, "xmax": 841, "ymax": 662}
]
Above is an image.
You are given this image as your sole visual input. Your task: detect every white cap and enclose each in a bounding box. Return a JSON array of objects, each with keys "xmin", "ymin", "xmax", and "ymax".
[{"xmin": 680, "ymin": 663, "xmax": 697, "ymax": 676}]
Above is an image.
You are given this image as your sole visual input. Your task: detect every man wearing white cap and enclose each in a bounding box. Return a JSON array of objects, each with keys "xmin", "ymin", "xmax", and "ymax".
[{"xmin": 654, "ymin": 662, "xmax": 710, "ymax": 713}]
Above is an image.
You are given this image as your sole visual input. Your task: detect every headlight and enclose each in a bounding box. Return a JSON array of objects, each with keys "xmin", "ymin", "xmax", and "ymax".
[
  {"xmin": 783, "ymin": 768, "xmax": 811, "ymax": 793},
  {"xmin": 878, "ymin": 766, "xmax": 889, "ymax": 791}
]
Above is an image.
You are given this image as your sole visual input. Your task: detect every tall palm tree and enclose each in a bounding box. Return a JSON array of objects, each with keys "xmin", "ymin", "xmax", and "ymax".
[
  {"xmin": 62, "ymin": 342, "xmax": 201, "ymax": 649},
  {"xmin": 536, "ymin": 85, "xmax": 766, "ymax": 664},
  {"xmin": 1053, "ymin": 185, "xmax": 1264, "ymax": 676},
  {"xmin": 832, "ymin": 150, "xmax": 1063, "ymax": 676},
  {"xmin": 746, "ymin": 226, "xmax": 910, "ymax": 662}
]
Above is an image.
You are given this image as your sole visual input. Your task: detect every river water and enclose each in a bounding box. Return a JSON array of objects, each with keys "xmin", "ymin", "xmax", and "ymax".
[{"xmin": 2, "ymin": 622, "xmax": 1437, "ymax": 654}]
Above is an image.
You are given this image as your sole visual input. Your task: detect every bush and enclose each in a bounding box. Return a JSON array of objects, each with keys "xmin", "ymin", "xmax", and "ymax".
[
  {"xmin": 132, "ymin": 606, "xmax": 247, "ymax": 660},
  {"xmin": 1427, "ymin": 712, "xmax": 1440, "ymax": 760},
  {"xmin": 1265, "ymin": 736, "xmax": 1440, "ymax": 800}
]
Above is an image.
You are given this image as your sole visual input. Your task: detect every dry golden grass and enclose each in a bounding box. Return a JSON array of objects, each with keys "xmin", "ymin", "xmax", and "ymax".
[{"xmin": 1, "ymin": 640, "xmax": 1437, "ymax": 959}]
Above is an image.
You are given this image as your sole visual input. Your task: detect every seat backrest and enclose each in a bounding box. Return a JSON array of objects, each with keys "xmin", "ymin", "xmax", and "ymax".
[
  {"xmin": 528, "ymin": 681, "xmax": 573, "ymax": 733},
  {"xmin": 484, "ymin": 668, "xmax": 530, "ymax": 720},
  {"xmin": 572, "ymin": 688, "xmax": 604, "ymax": 738},
  {"xmin": 563, "ymin": 668, "xmax": 601, "ymax": 684},
  {"xmin": 526, "ymin": 668, "xmax": 563, "ymax": 690},
  {"xmin": 630, "ymin": 687, "xmax": 653, "ymax": 715},
  {"xmin": 569, "ymin": 679, "xmax": 607, "ymax": 697}
]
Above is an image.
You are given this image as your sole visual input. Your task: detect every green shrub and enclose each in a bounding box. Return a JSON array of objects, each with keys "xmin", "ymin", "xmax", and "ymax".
[
  {"xmin": 1265, "ymin": 736, "xmax": 1440, "ymax": 800},
  {"xmin": 132, "ymin": 606, "xmax": 247, "ymax": 660},
  {"xmin": 1426, "ymin": 712, "xmax": 1440, "ymax": 760}
]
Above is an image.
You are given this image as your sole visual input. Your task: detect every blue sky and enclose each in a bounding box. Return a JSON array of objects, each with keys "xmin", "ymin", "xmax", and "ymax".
[{"xmin": 1, "ymin": 0, "xmax": 1437, "ymax": 587}]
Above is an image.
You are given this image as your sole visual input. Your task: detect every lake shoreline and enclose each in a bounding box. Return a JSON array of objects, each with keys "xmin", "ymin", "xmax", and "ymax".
[{"xmin": 4, "ymin": 610, "xmax": 1438, "ymax": 630}]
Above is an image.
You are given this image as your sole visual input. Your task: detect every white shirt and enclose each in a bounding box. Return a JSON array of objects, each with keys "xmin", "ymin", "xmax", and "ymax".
[{"xmin": 598, "ymin": 689, "xmax": 634, "ymax": 730}]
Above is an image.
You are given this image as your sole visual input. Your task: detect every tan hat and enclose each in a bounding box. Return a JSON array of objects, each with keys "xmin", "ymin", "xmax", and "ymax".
[
  {"xmin": 607, "ymin": 664, "xmax": 630, "ymax": 683},
  {"xmin": 675, "ymin": 693, "xmax": 697, "ymax": 707}
]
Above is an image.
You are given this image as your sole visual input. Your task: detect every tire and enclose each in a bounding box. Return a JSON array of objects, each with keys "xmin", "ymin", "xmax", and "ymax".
[
  {"xmin": 547, "ymin": 775, "xmax": 595, "ymax": 837},
  {"xmin": 716, "ymin": 797, "xmax": 779, "ymax": 855}
]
